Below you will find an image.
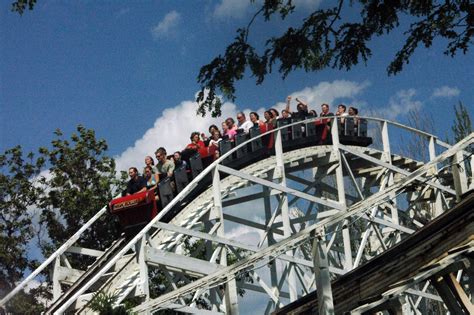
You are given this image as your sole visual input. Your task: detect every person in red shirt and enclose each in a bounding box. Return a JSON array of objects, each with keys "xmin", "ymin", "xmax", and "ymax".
[{"xmin": 186, "ymin": 132, "xmax": 208, "ymax": 157}]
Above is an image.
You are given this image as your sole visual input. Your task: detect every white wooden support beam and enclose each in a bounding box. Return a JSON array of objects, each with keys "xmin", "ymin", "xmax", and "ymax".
[
  {"xmin": 353, "ymin": 206, "xmax": 378, "ymax": 268},
  {"xmin": 360, "ymin": 213, "xmax": 415, "ymax": 234},
  {"xmin": 339, "ymin": 143, "xmax": 456, "ymax": 196},
  {"xmin": 331, "ymin": 120, "xmax": 352, "ymax": 271},
  {"xmin": 223, "ymin": 213, "xmax": 284, "ymax": 235},
  {"xmin": 162, "ymin": 269, "xmax": 187, "ymax": 306},
  {"xmin": 145, "ymin": 246, "xmax": 222, "ymax": 276},
  {"xmin": 153, "ymin": 221, "xmax": 258, "ymax": 252},
  {"xmin": 240, "ymin": 282, "xmax": 290, "ymax": 299},
  {"xmin": 312, "ymin": 230, "xmax": 335, "ymax": 315},
  {"xmin": 263, "ymin": 186, "xmax": 279, "ymax": 315},
  {"xmin": 217, "ymin": 164, "xmax": 345, "ymax": 211},
  {"xmin": 340, "ymin": 152, "xmax": 365, "ymax": 200},
  {"xmin": 257, "ymin": 194, "xmax": 283, "ymax": 248},
  {"xmin": 429, "ymin": 136, "xmax": 444, "ymax": 217},
  {"xmin": 52, "ymin": 256, "xmax": 62, "ymax": 301},
  {"xmin": 452, "ymin": 150, "xmax": 469, "ymax": 201},
  {"xmin": 66, "ymin": 246, "xmax": 104, "ymax": 258},
  {"xmin": 470, "ymin": 152, "xmax": 474, "ymax": 190},
  {"xmin": 213, "ymin": 168, "xmax": 239, "ymax": 315},
  {"xmin": 274, "ymin": 128, "xmax": 298, "ymax": 302},
  {"xmin": 55, "ymin": 266, "xmax": 85, "ymax": 285},
  {"xmin": 136, "ymin": 235, "xmax": 150, "ymax": 300},
  {"xmin": 248, "ymin": 270, "xmax": 284, "ymax": 308},
  {"xmin": 381, "ymin": 121, "xmax": 400, "ymax": 244}
]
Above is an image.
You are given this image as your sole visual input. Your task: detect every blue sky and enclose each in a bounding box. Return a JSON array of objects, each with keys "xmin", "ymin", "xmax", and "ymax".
[{"xmin": 1, "ymin": 0, "xmax": 473, "ymax": 170}]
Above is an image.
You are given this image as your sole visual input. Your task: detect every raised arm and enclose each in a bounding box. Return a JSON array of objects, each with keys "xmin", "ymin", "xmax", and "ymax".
[{"xmin": 295, "ymin": 97, "xmax": 308, "ymax": 107}]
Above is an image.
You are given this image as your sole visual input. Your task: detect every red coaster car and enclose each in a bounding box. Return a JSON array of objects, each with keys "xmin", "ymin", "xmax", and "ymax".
[{"xmin": 109, "ymin": 189, "xmax": 158, "ymax": 236}]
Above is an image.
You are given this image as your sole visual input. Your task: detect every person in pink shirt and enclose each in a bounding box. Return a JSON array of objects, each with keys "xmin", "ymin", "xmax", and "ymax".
[{"xmin": 223, "ymin": 117, "xmax": 237, "ymax": 140}]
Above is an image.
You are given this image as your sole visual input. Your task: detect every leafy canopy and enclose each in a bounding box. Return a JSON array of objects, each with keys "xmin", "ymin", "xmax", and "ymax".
[
  {"xmin": 37, "ymin": 125, "xmax": 122, "ymax": 260},
  {"xmin": 1, "ymin": 126, "xmax": 124, "ymax": 313},
  {"xmin": 197, "ymin": 0, "xmax": 474, "ymax": 117},
  {"xmin": 0, "ymin": 146, "xmax": 44, "ymax": 289},
  {"xmin": 451, "ymin": 101, "xmax": 473, "ymax": 144}
]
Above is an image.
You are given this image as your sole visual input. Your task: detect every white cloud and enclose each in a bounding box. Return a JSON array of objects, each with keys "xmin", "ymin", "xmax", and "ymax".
[
  {"xmin": 213, "ymin": 0, "xmax": 251, "ymax": 19},
  {"xmin": 114, "ymin": 80, "xmax": 369, "ymax": 172},
  {"xmin": 226, "ymin": 220, "xmax": 264, "ymax": 245},
  {"xmin": 276, "ymin": 80, "xmax": 370, "ymax": 114},
  {"xmin": 374, "ymin": 89, "xmax": 422, "ymax": 120},
  {"xmin": 115, "ymin": 98, "xmax": 240, "ymax": 171},
  {"xmin": 432, "ymin": 86, "xmax": 460, "ymax": 98},
  {"xmin": 151, "ymin": 10, "xmax": 181, "ymax": 39}
]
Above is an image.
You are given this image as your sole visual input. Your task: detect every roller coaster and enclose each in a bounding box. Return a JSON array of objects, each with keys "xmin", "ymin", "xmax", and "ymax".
[{"xmin": 1, "ymin": 116, "xmax": 473, "ymax": 314}]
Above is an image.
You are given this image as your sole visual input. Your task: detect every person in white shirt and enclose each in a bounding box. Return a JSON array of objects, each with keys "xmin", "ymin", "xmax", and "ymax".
[
  {"xmin": 236, "ymin": 112, "xmax": 254, "ymax": 133},
  {"xmin": 336, "ymin": 104, "xmax": 349, "ymax": 117}
]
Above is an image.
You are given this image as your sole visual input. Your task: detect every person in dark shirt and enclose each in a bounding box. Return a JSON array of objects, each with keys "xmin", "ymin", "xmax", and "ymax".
[
  {"xmin": 173, "ymin": 151, "xmax": 187, "ymax": 168},
  {"xmin": 285, "ymin": 96, "xmax": 309, "ymax": 119},
  {"xmin": 124, "ymin": 167, "xmax": 147, "ymax": 196}
]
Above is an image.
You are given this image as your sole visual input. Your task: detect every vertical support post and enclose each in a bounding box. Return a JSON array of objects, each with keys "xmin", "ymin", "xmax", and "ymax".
[
  {"xmin": 470, "ymin": 154, "xmax": 474, "ymax": 190},
  {"xmin": 136, "ymin": 235, "xmax": 150, "ymax": 302},
  {"xmin": 263, "ymin": 186, "xmax": 279, "ymax": 315},
  {"xmin": 429, "ymin": 137, "xmax": 444, "ymax": 217},
  {"xmin": 274, "ymin": 129, "xmax": 298, "ymax": 302},
  {"xmin": 213, "ymin": 167, "xmax": 239, "ymax": 315},
  {"xmin": 331, "ymin": 118, "xmax": 352, "ymax": 271},
  {"xmin": 452, "ymin": 150, "xmax": 468, "ymax": 201},
  {"xmin": 52, "ymin": 256, "xmax": 62, "ymax": 301},
  {"xmin": 312, "ymin": 230, "xmax": 334, "ymax": 315},
  {"xmin": 204, "ymin": 218, "xmax": 219, "ymax": 311},
  {"xmin": 381, "ymin": 121, "xmax": 400, "ymax": 241}
]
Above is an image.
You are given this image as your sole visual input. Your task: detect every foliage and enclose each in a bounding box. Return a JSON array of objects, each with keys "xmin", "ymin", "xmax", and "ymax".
[
  {"xmin": 0, "ymin": 126, "xmax": 130, "ymax": 313},
  {"xmin": 11, "ymin": 0, "xmax": 36, "ymax": 15},
  {"xmin": 197, "ymin": 0, "xmax": 474, "ymax": 116},
  {"xmin": 183, "ymin": 236, "xmax": 251, "ymax": 298},
  {"xmin": 400, "ymin": 108, "xmax": 435, "ymax": 162},
  {"xmin": 2, "ymin": 288, "xmax": 46, "ymax": 315},
  {"xmin": 0, "ymin": 146, "xmax": 46, "ymax": 313},
  {"xmin": 449, "ymin": 101, "xmax": 472, "ymax": 176},
  {"xmin": 451, "ymin": 101, "xmax": 472, "ymax": 144},
  {"xmin": 37, "ymin": 125, "xmax": 122, "ymax": 265},
  {"xmin": 89, "ymin": 292, "xmax": 129, "ymax": 315},
  {"xmin": 0, "ymin": 146, "xmax": 44, "ymax": 291}
]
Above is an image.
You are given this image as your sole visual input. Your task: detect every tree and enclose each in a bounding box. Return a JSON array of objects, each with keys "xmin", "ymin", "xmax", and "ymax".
[
  {"xmin": 451, "ymin": 101, "xmax": 472, "ymax": 144},
  {"xmin": 1, "ymin": 126, "xmax": 127, "ymax": 313},
  {"xmin": 196, "ymin": 0, "xmax": 474, "ymax": 117},
  {"xmin": 0, "ymin": 146, "xmax": 45, "ymax": 314},
  {"xmin": 37, "ymin": 126, "xmax": 123, "ymax": 265},
  {"xmin": 400, "ymin": 108, "xmax": 436, "ymax": 162},
  {"xmin": 11, "ymin": 0, "xmax": 36, "ymax": 15}
]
